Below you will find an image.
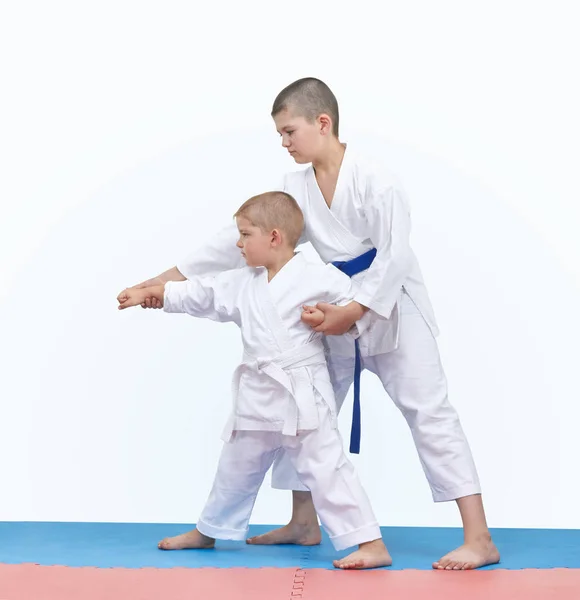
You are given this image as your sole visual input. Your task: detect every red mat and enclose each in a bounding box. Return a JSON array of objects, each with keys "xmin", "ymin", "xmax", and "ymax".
[
  {"xmin": 306, "ymin": 569, "xmax": 580, "ymax": 599},
  {"xmin": 0, "ymin": 564, "xmax": 578, "ymax": 599}
]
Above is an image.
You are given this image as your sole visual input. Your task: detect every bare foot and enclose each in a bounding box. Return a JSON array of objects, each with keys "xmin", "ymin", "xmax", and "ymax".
[
  {"xmin": 246, "ymin": 523, "xmax": 322, "ymax": 546},
  {"xmin": 333, "ymin": 539, "xmax": 392, "ymax": 570},
  {"xmin": 432, "ymin": 535, "xmax": 500, "ymax": 570},
  {"xmin": 158, "ymin": 528, "xmax": 215, "ymax": 550}
]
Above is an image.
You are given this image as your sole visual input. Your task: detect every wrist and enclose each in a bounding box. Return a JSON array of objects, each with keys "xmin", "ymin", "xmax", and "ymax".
[
  {"xmin": 348, "ymin": 301, "xmax": 368, "ymax": 321},
  {"xmin": 152, "ymin": 283, "xmax": 166, "ymax": 297},
  {"xmin": 135, "ymin": 276, "xmax": 164, "ymax": 289}
]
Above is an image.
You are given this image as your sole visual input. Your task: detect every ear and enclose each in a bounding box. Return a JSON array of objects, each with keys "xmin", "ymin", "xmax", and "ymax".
[
  {"xmin": 271, "ymin": 228, "xmax": 283, "ymax": 247},
  {"xmin": 317, "ymin": 113, "xmax": 333, "ymax": 136}
]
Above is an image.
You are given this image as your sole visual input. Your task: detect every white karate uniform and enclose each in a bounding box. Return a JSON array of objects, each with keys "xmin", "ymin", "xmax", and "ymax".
[
  {"xmin": 177, "ymin": 145, "xmax": 481, "ymax": 502},
  {"xmin": 164, "ymin": 252, "xmax": 381, "ymax": 550}
]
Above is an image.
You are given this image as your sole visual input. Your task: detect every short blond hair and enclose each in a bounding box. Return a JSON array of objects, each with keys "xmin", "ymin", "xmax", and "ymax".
[{"xmin": 234, "ymin": 191, "xmax": 304, "ymax": 248}]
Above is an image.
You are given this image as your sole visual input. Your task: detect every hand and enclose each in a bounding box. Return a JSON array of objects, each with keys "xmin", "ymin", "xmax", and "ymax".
[
  {"xmin": 118, "ymin": 285, "xmax": 164, "ymax": 311},
  {"xmin": 118, "ymin": 288, "xmax": 148, "ymax": 310},
  {"xmin": 305, "ymin": 301, "xmax": 366, "ymax": 335},
  {"xmin": 117, "ymin": 289, "xmax": 129, "ymax": 304},
  {"xmin": 301, "ymin": 305, "xmax": 325, "ymax": 328},
  {"xmin": 117, "ymin": 287, "xmax": 163, "ymax": 309},
  {"xmin": 141, "ymin": 295, "xmax": 163, "ymax": 309}
]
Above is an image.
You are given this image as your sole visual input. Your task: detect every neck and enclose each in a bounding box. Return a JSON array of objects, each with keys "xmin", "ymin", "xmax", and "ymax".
[
  {"xmin": 312, "ymin": 138, "xmax": 346, "ymax": 174},
  {"xmin": 265, "ymin": 248, "xmax": 296, "ymax": 281}
]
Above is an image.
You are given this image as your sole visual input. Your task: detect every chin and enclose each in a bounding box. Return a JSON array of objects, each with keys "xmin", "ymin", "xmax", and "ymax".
[{"xmin": 292, "ymin": 154, "xmax": 311, "ymax": 165}]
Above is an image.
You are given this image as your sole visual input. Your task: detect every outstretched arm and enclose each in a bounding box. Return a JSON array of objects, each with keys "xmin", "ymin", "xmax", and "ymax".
[
  {"xmin": 132, "ymin": 266, "xmax": 186, "ymax": 289},
  {"xmin": 118, "ymin": 272, "xmax": 244, "ymax": 326},
  {"xmin": 117, "ymin": 284, "xmax": 165, "ymax": 310},
  {"xmin": 116, "ymin": 266, "xmax": 186, "ymax": 309},
  {"xmin": 117, "ymin": 222, "xmax": 243, "ymax": 309}
]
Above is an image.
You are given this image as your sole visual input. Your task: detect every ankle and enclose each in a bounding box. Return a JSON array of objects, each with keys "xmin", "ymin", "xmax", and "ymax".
[
  {"xmin": 464, "ymin": 531, "xmax": 492, "ymax": 545},
  {"xmin": 196, "ymin": 529, "xmax": 215, "ymax": 545},
  {"xmin": 359, "ymin": 538, "xmax": 386, "ymax": 550},
  {"xmin": 288, "ymin": 518, "xmax": 319, "ymax": 529}
]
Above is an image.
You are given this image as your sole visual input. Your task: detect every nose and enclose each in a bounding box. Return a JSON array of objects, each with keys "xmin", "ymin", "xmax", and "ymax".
[
  {"xmin": 281, "ymin": 134, "xmax": 291, "ymax": 148},
  {"xmin": 236, "ymin": 238, "xmax": 243, "ymax": 248}
]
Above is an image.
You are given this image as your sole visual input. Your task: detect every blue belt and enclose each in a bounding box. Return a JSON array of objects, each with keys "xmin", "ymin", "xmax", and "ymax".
[{"xmin": 331, "ymin": 247, "xmax": 376, "ymax": 454}]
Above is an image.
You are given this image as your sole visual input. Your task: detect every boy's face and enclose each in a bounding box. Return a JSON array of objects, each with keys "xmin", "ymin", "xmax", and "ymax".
[
  {"xmin": 274, "ymin": 108, "xmax": 323, "ymax": 164},
  {"xmin": 235, "ymin": 216, "xmax": 274, "ymax": 267}
]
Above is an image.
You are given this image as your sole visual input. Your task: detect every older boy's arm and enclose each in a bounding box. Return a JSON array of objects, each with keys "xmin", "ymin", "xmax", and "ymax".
[
  {"xmin": 134, "ymin": 266, "xmax": 186, "ymax": 289},
  {"xmin": 177, "ymin": 222, "xmax": 245, "ymax": 279},
  {"xmin": 118, "ymin": 284, "xmax": 165, "ymax": 310},
  {"xmin": 304, "ymin": 268, "xmax": 370, "ymax": 335},
  {"xmin": 309, "ymin": 302, "xmax": 366, "ymax": 333},
  {"xmin": 118, "ymin": 222, "xmax": 243, "ymax": 308},
  {"xmin": 116, "ymin": 266, "xmax": 186, "ymax": 309},
  {"xmin": 314, "ymin": 180, "xmax": 412, "ymax": 334},
  {"xmin": 354, "ymin": 181, "xmax": 413, "ymax": 320}
]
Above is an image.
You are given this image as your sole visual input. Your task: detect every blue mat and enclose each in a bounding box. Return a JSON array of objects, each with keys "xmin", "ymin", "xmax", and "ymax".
[{"xmin": 0, "ymin": 523, "xmax": 579, "ymax": 570}]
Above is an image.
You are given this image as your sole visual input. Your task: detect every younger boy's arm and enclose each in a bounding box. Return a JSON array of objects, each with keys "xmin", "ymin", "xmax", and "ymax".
[
  {"xmin": 118, "ymin": 273, "xmax": 242, "ymax": 324},
  {"xmin": 301, "ymin": 305, "xmax": 325, "ymax": 329},
  {"xmin": 302, "ymin": 302, "xmax": 371, "ymax": 337},
  {"xmin": 117, "ymin": 221, "xmax": 246, "ymax": 309},
  {"xmin": 161, "ymin": 273, "xmax": 243, "ymax": 324}
]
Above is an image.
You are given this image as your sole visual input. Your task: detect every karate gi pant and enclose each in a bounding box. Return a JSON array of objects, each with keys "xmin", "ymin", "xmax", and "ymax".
[
  {"xmin": 196, "ymin": 404, "xmax": 381, "ymax": 551},
  {"xmin": 272, "ymin": 290, "xmax": 481, "ymax": 502}
]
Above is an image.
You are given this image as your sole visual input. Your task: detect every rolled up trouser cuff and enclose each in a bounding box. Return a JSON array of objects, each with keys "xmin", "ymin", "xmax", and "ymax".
[
  {"xmin": 329, "ymin": 522, "xmax": 382, "ymax": 551},
  {"xmin": 196, "ymin": 518, "xmax": 247, "ymax": 541},
  {"xmin": 431, "ymin": 482, "xmax": 482, "ymax": 503}
]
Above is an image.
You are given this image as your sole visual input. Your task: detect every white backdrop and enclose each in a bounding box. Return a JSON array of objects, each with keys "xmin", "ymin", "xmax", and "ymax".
[{"xmin": 1, "ymin": 1, "xmax": 579, "ymax": 529}]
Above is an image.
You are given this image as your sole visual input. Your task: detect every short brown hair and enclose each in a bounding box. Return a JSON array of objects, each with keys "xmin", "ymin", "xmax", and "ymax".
[
  {"xmin": 234, "ymin": 191, "xmax": 304, "ymax": 247},
  {"xmin": 271, "ymin": 77, "xmax": 340, "ymax": 137}
]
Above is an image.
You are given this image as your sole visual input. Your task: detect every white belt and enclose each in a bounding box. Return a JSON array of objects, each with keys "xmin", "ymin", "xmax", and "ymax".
[{"xmin": 221, "ymin": 340, "xmax": 326, "ymax": 442}]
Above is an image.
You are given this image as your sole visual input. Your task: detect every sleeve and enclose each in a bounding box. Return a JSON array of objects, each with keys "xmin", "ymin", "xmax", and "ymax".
[
  {"xmin": 322, "ymin": 265, "xmax": 372, "ymax": 339},
  {"xmin": 323, "ymin": 265, "xmax": 356, "ymax": 307},
  {"xmin": 163, "ymin": 270, "xmax": 244, "ymax": 325},
  {"xmin": 279, "ymin": 172, "xmax": 310, "ymax": 247},
  {"xmin": 353, "ymin": 176, "xmax": 413, "ymax": 319},
  {"xmin": 176, "ymin": 221, "xmax": 246, "ymax": 280}
]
